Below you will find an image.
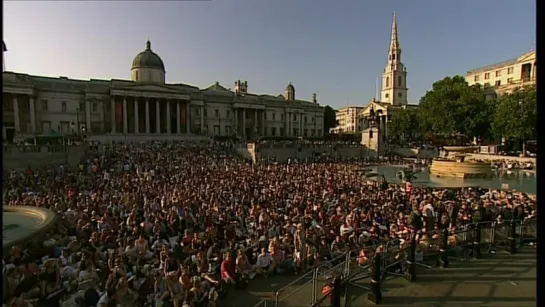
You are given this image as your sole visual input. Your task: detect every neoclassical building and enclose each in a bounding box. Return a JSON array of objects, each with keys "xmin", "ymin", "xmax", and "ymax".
[{"xmin": 2, "ymin": 41, "xmax": 324, "ymax": 141}]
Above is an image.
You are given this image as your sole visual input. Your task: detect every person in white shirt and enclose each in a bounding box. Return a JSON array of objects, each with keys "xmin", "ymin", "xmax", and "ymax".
[{"xmin": 255, "ymin": 248, "xmax": 274, "ymax": 278}]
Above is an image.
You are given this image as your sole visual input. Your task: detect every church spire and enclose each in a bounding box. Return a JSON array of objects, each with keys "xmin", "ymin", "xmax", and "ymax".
[{"xmin": 388, "ymin": 11, "xmax": 401, "ymax": 64}]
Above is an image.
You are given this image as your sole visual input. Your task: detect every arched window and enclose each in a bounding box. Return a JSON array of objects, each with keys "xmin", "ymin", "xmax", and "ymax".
[
  {"xmin": 398, "ymin": 76, "xmax": 402, "ymax": 87},
  {"xmin": 386, "ymin": 77, "xmax": 390, "ymax": 88}
]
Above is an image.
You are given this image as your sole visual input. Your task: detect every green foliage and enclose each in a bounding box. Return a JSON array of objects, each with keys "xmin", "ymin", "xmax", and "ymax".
[
  {"xmin": 417, "ymin": 76, "xmax": 493, "ymax": 139},
  {"xmin": 388, "ymin": 108, "xmax": 421, "ymax": 142},
  {"xmin": 324, "ymin": 105, "xmax": 337, "ymax": 134},
  {"xmin": 492, "ymin": 85, "xmax": 536, "ymax": 141}
]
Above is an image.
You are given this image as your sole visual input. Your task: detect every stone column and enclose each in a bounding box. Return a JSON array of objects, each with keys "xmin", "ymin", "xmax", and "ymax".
[
  {"xmin": 284, "ymin": 110, "xmax": 288, "ymax": 137},
  {"xmin": 234, "ymin": 108, "xmax": 238, "ymax": 136},
  {"xmin": 134, "ymin": 98, "xmax": 139, "ymax": 134},
  {"xmin": 156, "ymin": 99, "xmax": 161, "ymax": 134},
  {"xmin": 110, "ymin": 97, "xmax": 116, "ymax": 133},
  {"xmin": 200, "ymin": 106, "xmax": 204, "ymax": 134},
  {"xmin": 300, "ymin": 113, "xmax": 303, "ymax": 137},
  {"xmin": 186, "ymin": 104, "xmax": 190, "ymax": 134},
  {"xmin": 242, "ymin": 109, "xmax": 246, "ymax": 137},
  {"xmin": 122, "ymin": 97, "xmax": 128, "ymax": 134},
  {"xmin": 13, "ymin": 96, "xmax": 20, "ymax": 132},
  {"xmin": 176, "ymin": 102, "xmax": 181, "ymax": 134},
  {"xmin": 85, "ymin": 100, "xmax": 92, "ymax": 133},
  {"xmin": 145, "ymin": 99, "xmax": 150, "ymax": 134},
  {"xmin": 166, "ymin": 100, "xmax": 171, "ymax": 134},
  {"xmin": 29, "ymin": 96, "xmax": 36, "ymax": 133},
  {"xmin": 254, "ymin": 110, "xmax": 258, "ymax": 137},
  {"xmin": 261, "ymin": 110, "xmax": 265, "ymax": 136}
]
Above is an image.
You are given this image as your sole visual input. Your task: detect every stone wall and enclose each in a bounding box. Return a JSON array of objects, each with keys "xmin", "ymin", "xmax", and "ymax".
[
  {"xmin": 3, "ymin": 145, "xmax": 86, "ymax": 170},
  {"xmin": 391, "ymin": 147, "xmax": 439, "ymax": 158}
]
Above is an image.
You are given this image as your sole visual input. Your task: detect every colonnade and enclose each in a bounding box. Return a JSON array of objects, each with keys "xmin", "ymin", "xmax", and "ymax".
[{"xmin": 110, "ymin": 96, "xmax": 191, "ymax": 134}]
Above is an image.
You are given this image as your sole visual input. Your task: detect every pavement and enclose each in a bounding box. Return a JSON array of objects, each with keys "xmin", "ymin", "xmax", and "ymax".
[{"xmin": 220, "ymin": 246, "xmax": 536, "ymax": 307}]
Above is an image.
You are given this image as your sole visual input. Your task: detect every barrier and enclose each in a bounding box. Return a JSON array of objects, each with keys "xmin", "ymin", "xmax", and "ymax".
[
  {"xmin": 254, "ymin": 300, "xmax": 268, "ymax": 307},
  {"xmin": 273, "ymin": 219, "xmax": 536, "ymax": 307}
]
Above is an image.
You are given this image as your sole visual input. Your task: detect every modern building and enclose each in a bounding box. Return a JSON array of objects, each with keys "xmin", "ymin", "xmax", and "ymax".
[
  {"xmin": 2, "ymin": 41, "xmax": 324, "ymax": 141},
  {"xmin": 465, "ymin": 51, "xmax": 536, "ymax": 95},
  {"xmin": 333, "ymin": 106, "xmax": 364, "ymax": 134}
]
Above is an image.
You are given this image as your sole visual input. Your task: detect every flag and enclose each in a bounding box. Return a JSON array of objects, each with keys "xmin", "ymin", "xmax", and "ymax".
[{"xmin": 2, "ymin": 41, "xmax": 6, "ymax": 52}]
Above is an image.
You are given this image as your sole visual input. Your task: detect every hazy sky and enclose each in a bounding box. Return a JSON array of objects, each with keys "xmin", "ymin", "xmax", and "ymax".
[{"xmin": 4, "ymin": 1, "xmax": 535, "ymax": 109}]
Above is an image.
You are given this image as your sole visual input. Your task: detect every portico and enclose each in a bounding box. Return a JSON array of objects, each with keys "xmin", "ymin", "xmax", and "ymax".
[{"xmin": 109, "ymin": 88, "xmax": 191, "ymax": 135}]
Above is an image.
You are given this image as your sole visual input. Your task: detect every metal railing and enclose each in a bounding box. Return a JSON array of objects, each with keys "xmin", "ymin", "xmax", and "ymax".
[{"xmin": 271, "ymin": 218, "xmax": 536, "ymax": 307}]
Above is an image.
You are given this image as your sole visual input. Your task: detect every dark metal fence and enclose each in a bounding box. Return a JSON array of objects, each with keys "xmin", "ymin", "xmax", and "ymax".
[{"xmin": 268, "ymin": 218, "xmax": 536, "ymax": 307}]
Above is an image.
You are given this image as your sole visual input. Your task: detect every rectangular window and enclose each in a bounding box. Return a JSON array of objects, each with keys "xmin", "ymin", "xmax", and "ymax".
[
  {"xmin": 304, "ymin": 129, "xmax": 308, "ymax": 137},
  {"xmin": 507, "ymin": 78, "xmax": 513, "ymax": 84},
  {"xmin": 264, "ymin": 112, "xmax": 267, "ymax": 120},
  {"xmin": 226, "ymin": 110, "xmax": 230, "ymax": 118},
  {"xmin": 41, "ymin": 100, "xmax": 48, "ymax": 111},
  {"xmin": 280, "ymin": 127, "xmax": 285, "ymax": 137},
  {"xmin": 272, "ymin": 113, "xmax": 276, "ymax": 120},
  {"xmin": 61, "ymin": 102, "xmax": 67, "ymax": 113},
  {"xmin": 215, "ymin": 109, "xmax": 219, "ymax": 118},
  {"xmin": 495, "ymin": 70, "xmax": 501, "ymax": 77},
  {"xmin": 92, "ymin": 102, "xmax": 98, "ymax": 113},
  {"xmin": 495, "ymin": 80, "xmax": 501, "ymax": 87},
  {"xmin": 213, "ymin": 125, "xmax": 220, "ymax": 135},
  {"xmin": 507, "ymin": 67, "xmax": 514, "ymax": 74},
  {"xmin": 474, "ymin": 75, "xmax": 480, "ymax": 82},
  {"xmin": 280, "ymin": 114, "xmax": 284, "ymax": 121},
  {"xmin": 304, "ymin": 116, "xmax": 307, "ymax": 123},
  {"xmin": 317, "ymin": 129, "xmax": 322, "ymax": 136},
  {"xmin": 41, "ymin": 121, "xmax": 51, "ymax": 132},
  {"xmin": 204, "ymin": 109, "xmax": 208, "ymax": 117},
  {"xmin": 484, "ymin": 73, "xmax": 490, "ymax": 80},
  {"xmin": 271, "ymin": 127, "xmax": 276, "ymax": 136}
]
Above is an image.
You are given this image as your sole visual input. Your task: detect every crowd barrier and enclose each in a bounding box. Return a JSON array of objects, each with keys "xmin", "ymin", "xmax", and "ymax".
[{"xmin": 271, "ymin": 218, "xmax": 536, "ymax": 307}]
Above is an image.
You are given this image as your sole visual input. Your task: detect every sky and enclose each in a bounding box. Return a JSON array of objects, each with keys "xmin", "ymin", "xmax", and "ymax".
[{"xmin": 4, "ymin": 0, "xmax": 536, "ymax": 109}]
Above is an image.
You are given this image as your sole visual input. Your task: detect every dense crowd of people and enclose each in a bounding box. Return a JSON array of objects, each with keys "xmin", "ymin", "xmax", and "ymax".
[{"xmin": 2, "ymin": 140, "xmax": 537, "ymax": 307}]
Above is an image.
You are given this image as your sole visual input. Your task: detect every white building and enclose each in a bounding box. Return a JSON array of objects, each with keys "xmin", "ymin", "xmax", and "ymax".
[
  {"xmin": 2, "ymin": 41, "xmax": 324, "ymax": 141},
  {"xmin": 333, "ymin": 106, "xmax": 364, "ymax": 134},
  {"xmin": 465, "ymin": 50, "xmax": 536, "ymax": 96}
]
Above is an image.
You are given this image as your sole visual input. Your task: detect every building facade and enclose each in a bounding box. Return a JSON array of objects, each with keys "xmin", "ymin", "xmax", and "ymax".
[
  {"xmin": 333, "ymin": 106, "xmax": 364, "ymax": 133},
  {"xmin": 2, "ymin": 41, "xmax": 324, "ymax": 140},
  {"xmin": 465, "ymin": 51, "xmax": 536, "ymax": 95}
]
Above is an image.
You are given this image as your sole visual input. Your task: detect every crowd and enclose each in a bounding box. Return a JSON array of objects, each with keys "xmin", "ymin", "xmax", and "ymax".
[{"xmin": 2, "ymin": 140, "xmax": 537, "ymax": 307}]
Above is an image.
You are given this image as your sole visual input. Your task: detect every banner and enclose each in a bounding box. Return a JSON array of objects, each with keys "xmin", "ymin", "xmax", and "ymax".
[{"xmin": 115, "ymin": 103, "xmax": 123, "ymax": 124}]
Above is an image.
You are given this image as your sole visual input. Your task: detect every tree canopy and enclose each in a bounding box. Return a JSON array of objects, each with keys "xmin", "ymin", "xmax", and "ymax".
[
  {"xmin": 388, "ymin": 107, "xmax": 421, "ymax": 142},
  {"xmin": 324, "ymin": 105, "xmax": 337, "ymax": 134},
  {"xmin": 417, "ymin": 76, "xmax": 493, "ymax": 139},
  {"xmin": 492, "ymin": 85, "xmax": 536, "ymax": 142}
]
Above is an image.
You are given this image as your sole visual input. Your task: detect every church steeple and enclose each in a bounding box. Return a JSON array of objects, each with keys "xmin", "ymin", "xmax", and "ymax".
[
  {"xmin": 381, "ymin": 12, "xmax": 408, "ymax": 106},
  {"xmin": 388, "ymin": 11, "xmax": 401, "ymax": 66}
]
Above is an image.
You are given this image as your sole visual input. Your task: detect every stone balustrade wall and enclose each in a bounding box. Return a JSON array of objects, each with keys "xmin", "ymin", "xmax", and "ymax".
[{"xmin": 3, "ymin": 145, "xmax": 86, "ymax": 170}]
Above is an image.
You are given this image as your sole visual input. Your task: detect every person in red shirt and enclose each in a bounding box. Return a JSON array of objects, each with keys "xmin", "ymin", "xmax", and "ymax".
[{"xmin": 220, "ymin": 252, "xmax": 237, "ymax": 285}]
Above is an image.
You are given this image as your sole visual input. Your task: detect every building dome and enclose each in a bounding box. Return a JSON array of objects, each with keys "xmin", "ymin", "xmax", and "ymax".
[{"xmin": 131, "ymin": 41, "xmax": 165, "ymax": 72}]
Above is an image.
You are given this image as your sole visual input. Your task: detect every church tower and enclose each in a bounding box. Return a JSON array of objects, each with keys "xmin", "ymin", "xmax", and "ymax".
[{"xmin": 381, "ymin": 12, "xmax": 408, "ymax": 105}]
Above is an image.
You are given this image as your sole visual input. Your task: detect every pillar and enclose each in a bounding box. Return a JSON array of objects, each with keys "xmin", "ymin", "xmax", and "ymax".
[
  {"xmin": 85, "ymin": 100, "xmax": 92, "ymax": 133},
  {"xmin": 122, "ymin": 97, "xmax": 128, "ymax": 134},
  {"xmin": 29, "ymin": 96, "xmax": 36, "ymax": 133},
  {"xmin": 166, "ymin": 100, "xmax": 171, "ymax": 134},
  {"xmin": 200, "ymin": 106, "xmax": 204, "ymax": 134},
  {"xmin": 12, "ymin": 96, "xmax": 20, "ymax": 132},
  {"xmin": 145, "ymin": 99, "xmax": 150, "ymax": 134},
  {"xmin": 156, "ymin": 99, "xmax": 161, "ymax": 134},
  {"xmin": 284, "ymin": 110, "xmax": 288, "ymax": 137},
  {"xmin": 242, "ymin": 109, "xmax": 246, "ymax": 137},
  {"xmin": 134, "ymin": 98, "xmax": 139, "ymax": 134},
  {"xmin": 234, "ymin": 108, "xmax": 238, "ymax": 136},
  {"xmin": 254, "ymin": 110, "xmax": 258, "ymax": 136},
  {"xmin": 300, "ymin": 113, "xmax": 303, "ymax": 136},
  {"xmin": 261, "ymin": 110, "xmax": 265, "ymax": 136},
  {"xmin": 186, "ymin": 104, "xmax": 190, "ymax": 134},
  {"xmin": 176, "ymin": 102, "xmax": 181, "ymax": 134},
  {"xmin": 110, "ymin": 97, "xmax": 116, "ymax": 133}
]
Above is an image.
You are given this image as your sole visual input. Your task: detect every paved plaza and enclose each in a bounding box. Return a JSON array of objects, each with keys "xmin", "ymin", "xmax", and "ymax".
[{"xmin": 221, "ymin": 247, "xmax": 536, "ymax": 307}]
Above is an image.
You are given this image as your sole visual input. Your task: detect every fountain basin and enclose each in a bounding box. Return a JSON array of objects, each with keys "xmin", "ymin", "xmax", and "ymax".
[
  {"xmin": 3, "ymin": 206, "xmax": 57, "ymax": 253},
  {"xmin": 430, "ymin": 159, "xmax": 492, "ymax": 178}
]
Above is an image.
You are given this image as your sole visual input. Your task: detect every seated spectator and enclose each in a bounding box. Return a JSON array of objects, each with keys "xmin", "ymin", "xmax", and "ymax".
[{"xmin": 255, "ymin": 248, "xmax": 274, "ymax": 278}]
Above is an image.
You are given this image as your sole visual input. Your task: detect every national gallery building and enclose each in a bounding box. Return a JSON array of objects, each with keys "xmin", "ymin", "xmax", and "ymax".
[{"xmin": 2, "ymin": 41, "xmax": 324, "ymax": 141}]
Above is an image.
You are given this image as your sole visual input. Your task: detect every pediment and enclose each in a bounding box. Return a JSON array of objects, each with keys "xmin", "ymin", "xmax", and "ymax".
[
  {"xmin": 517, "ymin": 51, "xmax": 536, "ymax": 63},
  {"xmin": 360, "ymin": 101, "xmax": 389, "ymax": 116},
  {"xmin": 117, "ymin": 84, "xmax": 184, "ymax": 94}
]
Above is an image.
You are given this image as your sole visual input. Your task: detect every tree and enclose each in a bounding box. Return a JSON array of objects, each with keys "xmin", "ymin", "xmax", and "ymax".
[
  {"xmin": 324, "ymin": 105, "xmax": 337, "ymax": 134},
  {"xmin": 418, "ymin": 76, "xmax": 493, "ymax": 139},
  {"xmin": 492, "ymin": 85, "xmax": 536, "ymax": 154},
  {"xmin": 388, "ymin": 108, "xmax": 422, "ymax": 143}
]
